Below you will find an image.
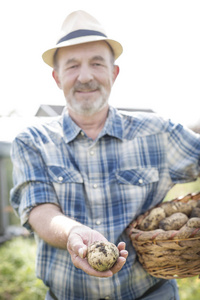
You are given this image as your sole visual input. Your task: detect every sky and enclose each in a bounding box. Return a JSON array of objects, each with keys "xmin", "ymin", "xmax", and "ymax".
[{"xmin": 1, "ymin": 0, "xmax": 200, "ymax": 128}]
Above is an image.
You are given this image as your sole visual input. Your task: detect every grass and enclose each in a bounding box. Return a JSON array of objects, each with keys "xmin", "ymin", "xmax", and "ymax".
[{"xmin": 0, "ymin": 237, "xmax": 47, "ymax": 300}]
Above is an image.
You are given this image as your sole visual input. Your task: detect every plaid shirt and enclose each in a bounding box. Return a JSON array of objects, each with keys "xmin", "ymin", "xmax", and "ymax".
[{"xmin": 10, "ymin": 106, "xmax": 200, "ymax": 300}]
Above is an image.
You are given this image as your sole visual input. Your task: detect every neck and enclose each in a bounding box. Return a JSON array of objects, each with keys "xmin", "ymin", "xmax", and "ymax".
[{"xmin": 68, "ymin": 105, "xmax": 109, "ymax": 140}]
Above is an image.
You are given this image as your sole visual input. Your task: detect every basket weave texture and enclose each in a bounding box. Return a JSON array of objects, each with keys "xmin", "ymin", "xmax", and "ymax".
[{"xmin": 127, "ymin": 192, "xmax": 200, "ymax": 279}]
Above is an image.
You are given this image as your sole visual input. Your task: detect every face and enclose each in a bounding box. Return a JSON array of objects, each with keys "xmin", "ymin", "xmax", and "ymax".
[{"xmin": 53, "ymin": 41, "xmax": 119, "ymax": 116}]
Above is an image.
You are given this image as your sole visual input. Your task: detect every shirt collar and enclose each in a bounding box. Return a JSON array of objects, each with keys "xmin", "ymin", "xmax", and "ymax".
[
  {"xmin": 62, "ymin": 106, "xmax": 124, "ymax": 143},
  {"xmin": 99, "ymin": 106, "xmax": 124, "ymax": 141},
  {"xmin": 62, "ymin": 108, "xmax": 82, "ymax": 143}
]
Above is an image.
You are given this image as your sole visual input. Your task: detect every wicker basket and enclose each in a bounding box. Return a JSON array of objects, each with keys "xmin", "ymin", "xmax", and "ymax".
[{"xmin": 127, "ymin": 192, "xmax": 200, "ymax": 279}]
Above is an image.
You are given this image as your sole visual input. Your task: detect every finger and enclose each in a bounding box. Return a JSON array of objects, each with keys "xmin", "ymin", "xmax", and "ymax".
[
  {"xmin": 117, "ymin": 242, "xmax": 126, "ymax": 251},
  {"xmin": 119, "ymin": 249, "xmax": 128, "ymax": 259},
  {"xmin": 110, "ymin": 256, "xmax": 126, "ymax": 274}
]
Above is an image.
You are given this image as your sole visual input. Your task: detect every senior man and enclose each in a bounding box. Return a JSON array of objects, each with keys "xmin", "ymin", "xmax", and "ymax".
[{"xmin": 11, "ymin": 10, "xmax": 200, "ymax": 300}]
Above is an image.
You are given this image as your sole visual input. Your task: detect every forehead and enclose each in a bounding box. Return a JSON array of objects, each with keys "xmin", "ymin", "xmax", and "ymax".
[{"xmin": 57, "ymin": 41, "xmax": 113, "ymax": 62}]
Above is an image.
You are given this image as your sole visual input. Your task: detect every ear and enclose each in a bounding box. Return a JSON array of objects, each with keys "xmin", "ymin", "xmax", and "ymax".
[
  {"xmin": 112, "ymin": 65, "xmax": 120, "ymax": 83},
  {"xmin": 52, "ymin": 69, "xmax": 62, "ymax": 89}
]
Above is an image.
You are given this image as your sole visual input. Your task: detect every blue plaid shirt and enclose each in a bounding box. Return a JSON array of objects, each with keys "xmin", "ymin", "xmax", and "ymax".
[{"xmin": 10, "ymin": 107, "xmax": 200, "ymax": 300}]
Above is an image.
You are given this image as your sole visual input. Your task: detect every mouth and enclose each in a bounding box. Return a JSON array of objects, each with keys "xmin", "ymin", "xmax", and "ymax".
[
  {"xmin": 75, "ymin": 89, "xmax": 99, "ymax": 95},
  {"xmin": 76, "ymin": 88, "xmax": 98, "ymax": 92}
]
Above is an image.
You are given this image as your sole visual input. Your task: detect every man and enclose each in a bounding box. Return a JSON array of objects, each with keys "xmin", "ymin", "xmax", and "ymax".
[{"xmin": 10, "ymin": 10, "xmax": 200, "ymax": 300}]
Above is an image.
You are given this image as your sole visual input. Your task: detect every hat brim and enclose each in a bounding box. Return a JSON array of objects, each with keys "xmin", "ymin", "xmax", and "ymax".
[{"xmin": 42, "ymin": 36, "xmax": 123, "ymax": 67}]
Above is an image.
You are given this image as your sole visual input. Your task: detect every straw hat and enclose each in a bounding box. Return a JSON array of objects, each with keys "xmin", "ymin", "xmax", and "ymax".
[{"xmin": 42, "ymin": 10, "xmax": 123, "ymax": 67}]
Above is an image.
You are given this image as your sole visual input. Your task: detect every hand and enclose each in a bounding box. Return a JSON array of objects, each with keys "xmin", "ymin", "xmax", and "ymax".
[{"xmin": 67, "ymin": 225, "xmax": 128, "ymax": 277}]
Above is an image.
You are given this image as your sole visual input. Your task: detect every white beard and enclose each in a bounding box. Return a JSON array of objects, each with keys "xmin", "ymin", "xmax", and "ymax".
[
  {"xmin": 67, "ymin": 94, "xmax": 108, "ymax": 116},
  {"xmin": 66, "ymin": 81, "xmax": 110, "ymax": 116}
]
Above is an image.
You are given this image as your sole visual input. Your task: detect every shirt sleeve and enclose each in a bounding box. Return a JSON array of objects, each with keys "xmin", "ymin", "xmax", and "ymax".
[
  {"xmin": 167, "ymin": 120, "xmax": 200, "ymax": 183},
  {"xmin": 10, "ymin": 133, "xmax": 59, "ymax": 230}
]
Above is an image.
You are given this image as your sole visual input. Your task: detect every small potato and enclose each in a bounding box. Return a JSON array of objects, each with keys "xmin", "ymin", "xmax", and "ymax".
[
  {"xmin": 159, "ymin": 212, "xmax": 188, "ymax": 231},
  {"xmin": 188, "ymin": 200, "xmax": 200, "ymax": 208},
  {"xmin": 161, "ymin": 202, "xmax": 177, "ymax": 216},
  {"xmin": 162, "ymin": 201, "xmax": 197, "ymax": 217},
  {"xmin": 139, "ymin": 207, "xmax": 166, "ymax": 231},
  {"xmin": 87, "ymin": 241, "xmax": 119, "ymax": 271},
  {"xmin": 190, "ymin": 207, "xmax": 200, "ymax": 218},
  {"xmin": 173, "ymin": 202, "xmax": 192, "ymax": 216},
  {"xmin": 186, "ymin": 217, "xmax": 200, "ymax": 228}
]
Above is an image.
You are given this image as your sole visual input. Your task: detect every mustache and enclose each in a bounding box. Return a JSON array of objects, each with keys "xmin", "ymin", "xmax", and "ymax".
[{"xmin": 74, "ymin": 81, "xmax": 100, "ymax": 92}]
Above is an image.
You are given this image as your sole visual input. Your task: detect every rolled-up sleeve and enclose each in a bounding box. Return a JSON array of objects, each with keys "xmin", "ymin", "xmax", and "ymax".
[
  {"xmin": 10, "ymin": 134, "xmax": 59, "ymax": 230},
  {"xmin": 167, "ymin": 121, "xmax": 200, "ymax": 182}
]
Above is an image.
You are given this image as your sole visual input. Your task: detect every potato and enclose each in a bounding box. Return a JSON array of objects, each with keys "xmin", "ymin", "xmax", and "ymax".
[
  {"xmin": 186, "ymin": 217, "xmax": 200, "ymax": 228},
  {"xmin": 139, "ymin": 207, "xmax": 166, "ymax": 231},
  {"xmin": 161, "ymin": 202, "xmax": 177, "ymax": 216},
  {"xmin": 173, "ymin": 202, "xmax": 193, "ymax": 216},
  {"xmin": 87, "ymin": 241, "xmax": 119, "ymax": 271},
  {"xmin": 159, "ymin": 212, "xmax": 188, "ymax": 231},
  {"xmin": 190, "ymin": 207, "xmax": 200, "ymax": 218},
  {"xmin": 162, "ymin": 202, "xmax": 193, "ymax": 216},
  {"xmin": 188, "ymin": 200, "xmax": 200, "ymax": 208},
  {"xmin": 162, "ymin": 200, "xmax": 199, "ymax": 217}
]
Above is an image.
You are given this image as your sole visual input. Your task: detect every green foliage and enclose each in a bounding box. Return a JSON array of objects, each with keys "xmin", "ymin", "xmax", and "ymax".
[
  {"xmin": 0, "ymin": 237, "xmax": 47, "ymax": 300},
  {"xmin": 177, "ymin": 277, "xmax": 200, "ymax": 300},
  {"xmin": 164, "ymin": 178, "xmax": 200, "ymax": 201}
]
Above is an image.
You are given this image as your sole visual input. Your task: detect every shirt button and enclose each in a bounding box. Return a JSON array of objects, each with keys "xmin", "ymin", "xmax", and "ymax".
[
  {"xmin": 90, "ymin": 150, "xmax": 95, "ymax": 156},
  {"xmin": 138, "ymin": 178, "xmax": 143, "ymax": 184},
  {"xmin": 93, "ymin": 184, "xmax": 98, "ymax": 189},
  {"xmin": 58, "ymin": 176, "xmax": 63, "ymax": 182},
  {"xmin": 105, "ymin": 297, "xmax": 110, "ymax": 300},
  {"xmin": 80, "ymin": 131, "xmax": 84, "ymax": 136},
  {"xmin": 96, "ymin": 220, "xmax": 101, "ymax": 225}
]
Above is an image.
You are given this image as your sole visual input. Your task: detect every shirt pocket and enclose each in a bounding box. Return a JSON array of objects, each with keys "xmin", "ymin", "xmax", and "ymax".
[
  {"xmin": 116, "ymin": 167, "xmax": 159, "ymax": 186},
  {"xmin": 47, "ymin": 165, "xmax": 83, "ymax": 184},
  {"xmin": 46, "ymin": 165, "xmax": 85, "ymax": 221}
]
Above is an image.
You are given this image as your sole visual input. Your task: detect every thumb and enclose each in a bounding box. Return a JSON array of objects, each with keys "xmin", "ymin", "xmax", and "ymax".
[
  {"xmin": 67, "ymin": 233, "xmax": 87, "ymax": 258},
  {"xmin": 78, "ymin": 245, "xmax": 87, "ymax": 258}
]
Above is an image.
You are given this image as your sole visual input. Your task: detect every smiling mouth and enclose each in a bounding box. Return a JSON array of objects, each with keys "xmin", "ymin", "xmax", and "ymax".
[{"xmin": 76, "ymin": 89, "xmax": 98, "ymax": 94}]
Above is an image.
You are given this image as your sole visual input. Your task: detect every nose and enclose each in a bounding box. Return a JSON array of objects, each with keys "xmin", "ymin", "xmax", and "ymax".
[{"xmin": 77, "ymin": 64, "xmax": 93, "ymax": 83}]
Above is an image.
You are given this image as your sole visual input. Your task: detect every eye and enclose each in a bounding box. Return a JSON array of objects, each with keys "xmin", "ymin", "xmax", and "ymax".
[
  {"xmin": 69, "ymin": 65, "xmax": 78, "ymax": 69},
  {"xmin": 92, "ymin": 63, "xmax": 104, "ymax": 67},
  {"xmin": 65, "ymin": 65, "xmax": 78, "ymax": 72}
]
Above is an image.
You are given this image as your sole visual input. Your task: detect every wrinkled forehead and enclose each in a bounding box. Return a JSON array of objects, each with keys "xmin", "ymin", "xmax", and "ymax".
[{"xmin": 54, "ymin": 40, "xmax": 114, "ymax": 68}]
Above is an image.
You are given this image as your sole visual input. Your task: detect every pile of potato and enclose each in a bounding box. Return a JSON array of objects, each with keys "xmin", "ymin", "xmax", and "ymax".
[{"xmin": 139, "ymin": 199, "xmax": 200, "ymax": 232}]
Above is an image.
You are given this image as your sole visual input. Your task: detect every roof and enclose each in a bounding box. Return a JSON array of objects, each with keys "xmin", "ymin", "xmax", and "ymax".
[{"xmin": 35, "ymin": 105, "xmax": 64, "ymax": 117}]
